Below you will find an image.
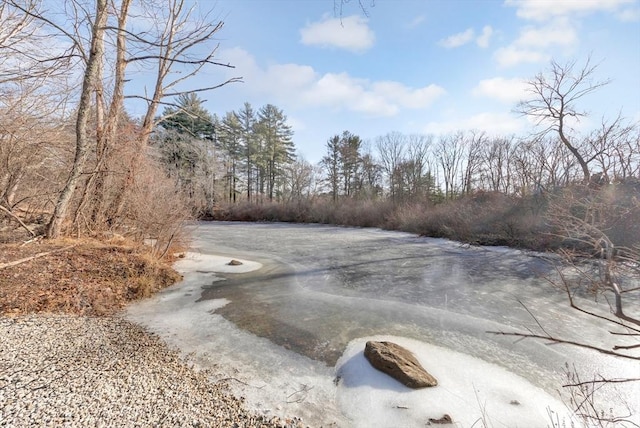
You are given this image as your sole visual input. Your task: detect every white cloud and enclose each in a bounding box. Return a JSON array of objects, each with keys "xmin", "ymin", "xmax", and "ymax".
[
  {"xmin": 264, "ymin": 63, "xmax": 318, "ymax": 91},
  {"xmin": 407, "ymin": 15, "xmax": 426, "ymax": 29},
  {"xmin": 438, "ymin": 28, "xmax": 475, "ymax": 48},
  {"xmin": 618, "ymin": 6, "xmax": 640, "ymax": 20},
  {"xmin": 285, "ymin": 115, "xmax": 306, "ymax": 133},
  {"xmin": 497, "ymin": 1, "xmax": 631, "ymax": 68},
  {"xmin": 493, "ymin": 19, "xmax": 576, "ymax": 67},
  {"xmin": 217, "ymin": 48, "xmax": 445, "ymax": 117},
  {"xmin": 303, "ymin": 73, "xmax": 396, "ymax": 116},
  {"xmin": 472, "ymin": 77, "xmax": 529, "ymax": 103},
  {"xmin": 505, "ymin": 0, "xmax": 635, "ymax": 21},
  {"xmin": 494, "ymin": 46, "xmax": 549, "ymax": 67},
  {"xmin": 372, "ymin": 81, "xmax": 446, "ymax": 109},
  {"xmin": 424, "ymin": 112, "xmax": 527, "ymax": 135},
  {"xmin": 476, "ymin": 26, "xmax": 494, "ymax": 48},
  {"xmin": 302, "ymin": 73, "xmax": 445, "ymax": 116},
  {"xmin": 300, "ymin": 15, "xmax": 375, "ymax": 53},
  {"xmin": 515, "ymin": 20, "xmax": 578, "ymax": 48},
  {"xmin": 440, "ymin": 26, "xmax": 494, "ymax": 49}
]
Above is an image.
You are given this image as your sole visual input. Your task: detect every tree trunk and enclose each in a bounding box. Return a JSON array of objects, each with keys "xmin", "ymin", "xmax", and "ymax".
[
  {"xmin": 46, "ymin": 0, "xmax": 108, "ymax": 238},
  {"xmin": 107, "ymin": 0, "xmax": 170, "ymax": 223},
  {"xmin": 91, "ymin": 0, "xmax": 131, "ymax": 225},
  {"xmin": 559, "ymin": 123, "xmax": 590, "ymax": 184}
]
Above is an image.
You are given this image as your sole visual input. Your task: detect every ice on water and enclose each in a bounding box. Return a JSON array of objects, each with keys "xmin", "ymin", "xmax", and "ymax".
[{"xmin": 127, "ymin": 224, "xmax": 640, "ymax": 427}]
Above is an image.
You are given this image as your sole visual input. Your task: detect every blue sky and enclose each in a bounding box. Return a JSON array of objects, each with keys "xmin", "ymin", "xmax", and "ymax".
[{"xmin": 160, "ymin": 0, "xmax": 640, "ymax": 162}]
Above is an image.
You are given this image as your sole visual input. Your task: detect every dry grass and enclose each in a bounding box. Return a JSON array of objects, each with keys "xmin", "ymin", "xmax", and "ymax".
[
  {"xmin": 213, "ymin": 194, "xmax": 555, "ymax": 250},
  {"xmin": 0, "ymin": 235, "xmax": 181, "ymax": 316}
]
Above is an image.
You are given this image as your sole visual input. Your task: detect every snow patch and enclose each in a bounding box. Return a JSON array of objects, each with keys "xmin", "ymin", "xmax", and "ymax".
[
  {"xmin": 175, "ymin": 251, "xmax": 262, "ymax": 274},
  {"xmin": 335, "ymin": 336, "xmax": 571, "ymax": 428}
]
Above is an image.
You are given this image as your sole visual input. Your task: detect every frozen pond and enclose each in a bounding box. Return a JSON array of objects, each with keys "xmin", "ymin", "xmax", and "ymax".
[{"xmin": 127, "ymin": 222, "xmax": 639, "ymax": 427}]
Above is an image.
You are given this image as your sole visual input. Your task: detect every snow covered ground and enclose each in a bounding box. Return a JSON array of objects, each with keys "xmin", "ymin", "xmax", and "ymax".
[{"xmin": 335, "ymin": 336, "xmax": 571, "ymax": 428}]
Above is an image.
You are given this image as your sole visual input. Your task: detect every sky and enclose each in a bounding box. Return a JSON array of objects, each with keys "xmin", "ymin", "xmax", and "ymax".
[{"xmin": 144, "ymin": 0, "xmax": 640, "ymax": 163}]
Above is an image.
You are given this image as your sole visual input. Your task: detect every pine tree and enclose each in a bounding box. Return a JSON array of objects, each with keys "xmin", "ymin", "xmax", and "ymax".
[
  {"xmin": 218, "ymin": 112, "xmax": 242, "ymax": 202},
  {"xmin": 159, "ymin": 93, "xmax": 215, "ymax": 140},
  {"xmin": 155, "ymin": 93, "xmax": 215, "ymax": 200},
  {"xmin": 235, "ymin": 102, "xmax": 257, "ymax": 201},
  {"xmin": 321, "ymin": 131, "xmax": 364, "ymax": 201},
  {"xmin": 339, "ymin": 131, "xmax": 362, "ymax": 197},
  {"xmin": 256, "ymin": 104, "xmax": 295, "ymax": 201},
  {"xmin": 322, "ymin": 135, "xmax": 342, "ymax": 202}
]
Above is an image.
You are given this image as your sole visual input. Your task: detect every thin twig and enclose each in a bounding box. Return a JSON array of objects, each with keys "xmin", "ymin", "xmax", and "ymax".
[{"xmin": 487, "ymin": 330, "xmax": 639, "ymax": 360}]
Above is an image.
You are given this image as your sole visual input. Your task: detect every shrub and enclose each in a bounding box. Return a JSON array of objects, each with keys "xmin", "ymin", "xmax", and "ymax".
[{"xmin": 210, "ymin": 192, "xmax": 555, "ymax": 251}]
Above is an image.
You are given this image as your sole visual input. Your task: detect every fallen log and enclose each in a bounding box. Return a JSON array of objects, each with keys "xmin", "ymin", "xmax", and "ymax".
[
  {"xmin": 0, "ymin": 204, "xmax": 36, "ymax": 237},
  {"xmin": 0, "ymin": 245, "xmax": 76, "ymax": 270}
]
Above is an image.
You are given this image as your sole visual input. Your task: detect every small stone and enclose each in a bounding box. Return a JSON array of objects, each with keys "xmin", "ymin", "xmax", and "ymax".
[
  {"xmin": 227, "ymin": 259, "xmax": 243, "ymax": 266},
  {"xmin": 428, "ymin": 414, "xmax": 453, "ymax": 424}
]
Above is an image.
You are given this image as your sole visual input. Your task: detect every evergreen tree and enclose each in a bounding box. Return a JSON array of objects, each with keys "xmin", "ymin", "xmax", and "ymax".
[
  {"xmin": 155, "ymin": 92, "xmax": 215, "ymax": 201},
  {"xmin": 235, "ymin": 102, "xmax": 258, "ymax": 201},
  {"xmin": 339, "ymin": 131, "xmax": 362, "ymax": 197},
  {"xmin": 218, "ymin": 112, "xmax": 242, "ymax": 202},
  {"xmin": 321, "ymin": 131, "xmax": 364, "ymax": 200},
  {"xmin": 255, "ymin": 104, "xmax": 295, "ymax": 201},
  {"xmin": 322, "ymin": 135, "xmax": 342, "ymax": 202},
  {"xmin": 159, "ymin": 93, "xmax": 215, "ymax": 140}
]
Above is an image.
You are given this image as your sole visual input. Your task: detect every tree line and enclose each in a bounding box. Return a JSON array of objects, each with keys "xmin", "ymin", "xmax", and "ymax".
[
  {"xmin": 2, "ymin": 1, "xmax": 637, "ymax": 244},
  {"xmin": 155, "ymin": 93, "xmax": 638, "ymax": 215}
]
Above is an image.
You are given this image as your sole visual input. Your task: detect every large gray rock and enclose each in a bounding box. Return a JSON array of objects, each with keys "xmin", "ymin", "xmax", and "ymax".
[{"xmin": 364, "ymin": 341, "xmax": 438, "ymax": 388}]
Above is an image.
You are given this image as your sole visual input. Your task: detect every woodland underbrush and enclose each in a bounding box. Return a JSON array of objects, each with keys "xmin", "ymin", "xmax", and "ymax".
[
  {"xmin": 212, "ymin": 192, "xmax": 556, "ymax": 251},
  {"xmin": 0, "ymin": 234, "xmax": 183, "ymax": 316},
  {"xmin": 211, "ymin": 182, "xmax": 639, "ymax": 254}
]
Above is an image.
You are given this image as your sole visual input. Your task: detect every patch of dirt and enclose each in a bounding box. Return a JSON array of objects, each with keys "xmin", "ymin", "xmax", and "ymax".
[{"xmin": 0, "ymin": 236, "xmax": 182, "ymax": 316}]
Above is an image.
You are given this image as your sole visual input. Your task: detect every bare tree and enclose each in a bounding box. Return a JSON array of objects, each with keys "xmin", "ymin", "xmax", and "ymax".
[
  {"xmin": 0, "ymin": 0, "xmax": 73, "ymax": 87},
  {"xmin": 46, "ymin": 0, "xmax": 109, "ymax": 238},
  {"xmin": 461, "ymin": 130, "xmax": 485, "ymax": 195},
  {"xmin": 1, "ymin": 1, "xmax": 76, "ymax": 233},
  {"xmin": 283, "ymin": 157, "xmax": 315, "ymax": 203},
  {"xmin": 7, "ymin": 0, "xmax": 239, "ymax": 238},
  {"xmin": 434, "ymin": 132, "xmax": 465, "ymax": 200},
  {"xmin": 108, "ymin": 0, "xmax": 239, "ymax": 222},
  {"xmin": 403, "ymin": 134, "xmax": 432, "ymax": 200},
  {"xmin": 612, "ymin": 126, "xmax": 640, "ymax": 180},
  {"xmin": 357, "ymin": 143, "xmax": 382, "ymax": 199},
  {"xmin": 516, "ymin": 58, "xmax": 611, "ymax": 184},
  {"xmin": 376, "ymin": 132, "xmax": 405, "ymax": 202},
  {"xmin": 584, "ymin": 116, "xmax": 638, "ymax": 183},
  {"xmin": 497, "ymin": 59, "xmax": 640, "ymax": 424},
  {"xmin": 480, "ymin": 136, "xmax": 515, "ymax": 193},
  {"xmin": 334, "ymin": 0, "xmax": 375, "ymax": 17}
]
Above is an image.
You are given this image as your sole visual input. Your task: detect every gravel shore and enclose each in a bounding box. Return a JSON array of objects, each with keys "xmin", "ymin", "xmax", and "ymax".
[{"xmin": 0, "ymin": 314, "xmax": 306, "ymax": 427}]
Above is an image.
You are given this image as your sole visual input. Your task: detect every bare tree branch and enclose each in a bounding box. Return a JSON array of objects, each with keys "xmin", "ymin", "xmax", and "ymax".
[
  {"xmin": 0, "ymin": 204, "xmax": 36, "ymax": 237},
  {"xmin": 487, "ymin": 330, "xmax": 639, "ymax": 360}
]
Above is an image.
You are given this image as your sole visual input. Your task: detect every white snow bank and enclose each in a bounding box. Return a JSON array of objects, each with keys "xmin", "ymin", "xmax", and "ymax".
[
  {"xmin": 335, "ymin": 336, "xmax": 571, "ymax": 428},
  {"xmin": 175, "ymin": 251, "xmax": 262, "ymax": 274}
]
